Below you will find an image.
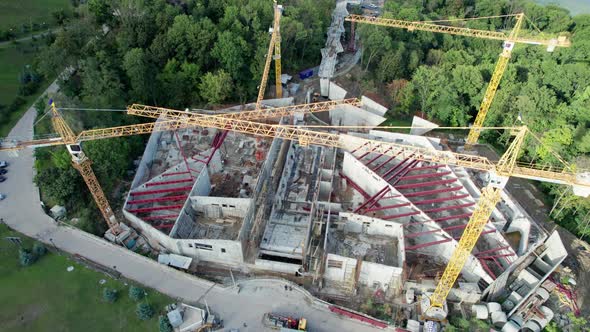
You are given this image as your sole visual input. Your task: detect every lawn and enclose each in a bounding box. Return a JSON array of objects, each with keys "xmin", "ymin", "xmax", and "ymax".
[
  {"xmin": 0, "ymin": 0, "xmax": 72, "ymax": 31},
  {"xmin": 0, "ymin": 224, "xmax": 175, "ymax": 332},
  {"xmin": 0, "ymin": 39, "xmax": 52, "ymax": 137}
]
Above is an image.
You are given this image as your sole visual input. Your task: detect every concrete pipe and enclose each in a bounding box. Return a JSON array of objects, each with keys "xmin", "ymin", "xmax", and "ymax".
[
  {"xmin": 535, "ymin": 287, "xmax": 550, "ymax": 301},
  {"xmin": 502, "ymin": 300, "xmax": 515, "ymax": 312},
  {"xmin": 522, "ymin": 320, "xmax": 542, "ymax": 332},
  {"xmin": 491, "ymin": 311, "xmax": 508, "ymax": 329},
  {"xmin": 471, "ymin": 304, "xmax": 489, "ymax": 320},
  {"xmin": 487, "ymin": 302, "xmax": 502, "ymax": 314},
  {"xmin": 501, "ymin": 321, "xmax": 521, "ymax": 332}
]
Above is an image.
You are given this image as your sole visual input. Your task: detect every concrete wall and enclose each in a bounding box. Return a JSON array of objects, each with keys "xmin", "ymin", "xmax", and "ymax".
[
  {"xmin": 329, "ymin": 104, "xmax": 386, "ymax": 127},
  {"xmin": 254, "ymin": 258, "xmax": 301, "ymax": 274},
  {"xmin": 176, "ymin": 238, "xmax": 243, "ymax": 265},
  {"xmin": 190, "ymin": 196, "xmax": 250, "ymax": 219},
  {"xmin": 361, "ymin": 96, "xmax": 388, "ymax": 117},
  {"xmin": 328, "ymin": 81, "xmax": 347, "ymax": 100},
  {"xmin": 325, "ymin": 253, "xmax": 357, "ymax": 282},
  {"xmin": 360, "ymin": 262, "xmax": 403, "ymax": 291}
]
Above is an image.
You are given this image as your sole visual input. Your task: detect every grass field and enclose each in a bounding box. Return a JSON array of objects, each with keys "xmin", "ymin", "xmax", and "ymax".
[
  {"xmin": 0, "ymin": 39, "xmax": 52, "ymax": 137},
  {"xmin": 0, "ymin": 224, "xmax": 174, "ymax": 332},
  {"xmin": 0, "ymin": 0, "xmax": 72, "ymax": 31},
  {"xmin": 535, "ymin": 0, "xmax": 590, "ymax": 15}
]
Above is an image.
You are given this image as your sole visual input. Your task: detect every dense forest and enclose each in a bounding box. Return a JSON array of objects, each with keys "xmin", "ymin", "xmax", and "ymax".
[
  {"xmin": 32, "ymin": 0, "xmax": 334, "ymax": 234},
  {"xmin": 356, "ymin": 0, "xmax": 590, "ymax": 239}
]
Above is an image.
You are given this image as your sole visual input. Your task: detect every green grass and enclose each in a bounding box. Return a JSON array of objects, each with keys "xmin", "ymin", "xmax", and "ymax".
[
  {"xmin": 0, "ymin": 39, "xmax": 51, "ymax": 137},
  {"xmin": 535, "ymin": 0, "xmax": 590, "ymax": 15},
  {"xmin": 0, "ymin": 0, "xmax": 72, "ymax": 31},
  {"xmin": 380, "ymin": 116, "xmax": 412, "ymax": 134},
  {"xmin": 0, "ymin": 224, "xmax": 174, "ymax": 332}
]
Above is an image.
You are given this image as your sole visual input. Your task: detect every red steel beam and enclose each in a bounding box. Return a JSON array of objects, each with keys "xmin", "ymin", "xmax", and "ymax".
[
  {"xmin": 382, "ymin": 157, "xmax": 411, "ymax": 178},
  {"xmin": 381, "ymin": 194, "xmax": 402, "ymax": 199},
  {"xmin": 398, "ymin": 171, "xmax": 452, "ymax": 182},
  {"xmin": 424, "ymin": 202, "xmax": 475, "ymax": 213},
  {"xmin": 364, "ymin": 202, "xmax": 411, "ymax": 213},
  {"xmin": 340, "ymin": 173, "xmax": 371, "ymax": 200},
  {"xmin": 127, "ymin": 204, "xmax": 184, "ymax": 213},
  {"xmin": 358, "ymin": 144, "xmax": 381, "ymax": 159},
  {"xmin": 382, "ymin": 210, "xmax": 421, "ymax": 220},
  {"xmin": 406, "ymin": 229, "xmax": 495, "ymax": 250},
  {"xmin": 127, "ymin": 195, "xmax": 188, "ymax": 205},
  {"xmin": 372, "ymin": 151, "xmax": 403, "ymax": 172},
  {"xmin": 143, "ymin": 214, "xmax": 178, "ymax": 221},
  {"xmin": 395, "ymin": 178, "xmax": 457, "ymax": 190},
  {"xmin": 405, "ymin": 224, "xmax": 469, "ymax": 239},
  {"xmin": 351, "ymin": 142, "xmax": 369, "ymax": 154},
  {"xmin": 154, "ymin": 223, "xmax": 175, "ymax": 229},
  {"xmin": 491, "ymin": 257, "xmax": 504, "ymax": 271},
  {"xmin": 145, "ymin": 178, "xmax": 194, "ymax": 187},
  {"xmin": 365, "ymin": 147, "xmax": 393, "ymax": 166},
  {"xmin": 413, "ymin": 194, "xmax": 470, "ymax": 205},
  {"xmin": 479, "ymin": 258, "xmax": 497, "ymax": 279},
  {"xmin": 163, "ymin": 171, "xmax": 191, "ymax": 177},
  {"xmin": 478, "ymin": 253, "xmax": 516, "ymax": 260},
  {"xmin": 174, "ymin": 131, "xmax": 194, "ymax": 180},
  {"xmin": 402, "ymin": 213, "xmax": 473, "ymax": 227},
  {"xmin": 130, "ymin": 186, "xmax": 193, "ymax": 196},
  {"xmin": 354, "ymin": 186, "xmax": 389, "ymax": 213},
  {"xmin": 406, "ymin": 164, "xmax": 445, "ymax": 173},
  {"xmin": 387, "ymin": 160, "xmax": 419, "ymax": 183},
  {"xmin": 404, "ymin": 186, "xmax": 463, "ymax": 197},
  {"xmin": 475, "ymin": 246, "xmax": 511, "ymax": 256},
  {"xmin": 360, "ymin": 187, "xmax": 392, "ymax": 212}
]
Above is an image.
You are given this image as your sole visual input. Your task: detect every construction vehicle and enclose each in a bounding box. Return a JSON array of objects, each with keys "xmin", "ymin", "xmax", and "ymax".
[
  {"xmin": 263, "ymin": 312, "xmax": 307, "ymax": 331},
  {"xmin": 127, "ymin": 103, "xmax": 590, "ymax": 320},
  {"xmin": 345, "ymin": 13, "xmax": 571, "ymax": 147}
]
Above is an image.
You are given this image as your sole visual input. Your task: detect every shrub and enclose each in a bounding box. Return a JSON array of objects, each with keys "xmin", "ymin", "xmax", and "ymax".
[
  {"xmin": 103, "ymin": 288, "xmax": 118, "ymax": 303},
  {"xmin": 136, "ymin": 302, "xmax": 154, "ymax": 320},
  {"xmin": 159, "ymin": 315, "xmax": 173, "ymax": 332},
  {"xmin": 19, "ymin": 248, "xmax": 36, "ymax": 266},
  {"xmin": 129, "ymin": 286, "xmax": 145, "ymax": 301},
  {"xmin": 32, "ymin": 243, "xmax": 47, "ymax": 257}
]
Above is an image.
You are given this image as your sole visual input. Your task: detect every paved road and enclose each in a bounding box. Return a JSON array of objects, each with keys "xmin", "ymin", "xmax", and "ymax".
[{"xmin": 0, "ymin": 85, "xmax": 387, "ymax": 332}]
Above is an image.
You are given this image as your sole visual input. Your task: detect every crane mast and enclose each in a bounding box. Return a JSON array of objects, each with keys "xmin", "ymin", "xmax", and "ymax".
[
  {"xmin": 50, "ymin": 102, "xmax": 121, "ymax": 234},
  {"xmin": 256, "ymin": 1, "xmax": 283, "ymax": 108},
  {"xmin": 345, "ymin": 13, "xmax": 570, "ymax": 147}
]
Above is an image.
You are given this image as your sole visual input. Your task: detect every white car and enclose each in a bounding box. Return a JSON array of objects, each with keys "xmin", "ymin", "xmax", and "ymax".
[
  {"xmin": 0, "ymin": 194, "xmax": 5, "ymax": 201},
  {"xmin": 0, "ymin": 161, "xmax": 7, "ymax": 168}
]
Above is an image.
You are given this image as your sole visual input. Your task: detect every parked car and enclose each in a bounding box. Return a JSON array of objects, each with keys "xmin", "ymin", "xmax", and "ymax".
[
  {"xmin": 0, "ymin": 161, "xmax": 7, "ymax": 168},
  {"xmin": 0, "ymin": 193, "xmax": 5, "ymax": 201},
  {"xmin": 0, "ymin": 169, "xmax": 7, "ymax": 175},
  {"xmin": 0, "ymin": 176, "xmax": 6, "ymax": 182}
]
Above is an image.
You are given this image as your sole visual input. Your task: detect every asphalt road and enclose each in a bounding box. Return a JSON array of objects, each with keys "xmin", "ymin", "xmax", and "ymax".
[{"xmin": 0, "ymin": 84, "xmax": 387, "ymax": 332}]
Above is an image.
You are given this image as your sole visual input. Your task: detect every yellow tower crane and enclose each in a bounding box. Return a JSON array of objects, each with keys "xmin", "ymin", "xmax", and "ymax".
[
  {"xmin": 0, "ymin": 99, "xmax": 359, "ymax": 236},
  {"xmin": 127, "ymin": 102, "xmax": 590, "ymax": 320},
  {"xmin": 256, "ymin": 0, "xmax": 283, "ymax": 108},
  {"xmin": 345, "ymin": 13, "xmax": 571, "ymax": 147}
]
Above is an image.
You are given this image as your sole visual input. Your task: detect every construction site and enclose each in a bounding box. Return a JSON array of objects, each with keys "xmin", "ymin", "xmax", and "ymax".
[{"xmin": 2, "ymin": 1, "xmax": 589, "ymax": 331}]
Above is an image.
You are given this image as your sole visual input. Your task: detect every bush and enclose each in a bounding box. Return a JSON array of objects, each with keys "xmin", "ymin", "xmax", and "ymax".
[
  {"xmin": 32, "ymin": 242, "xmax": 47, "ymax": 257},
  {"xmin": 129, "ymin": 286, "xmax": 145, "ymax": 301},
  {"xmin": 19, "ymin": 248, "xmax": 36, "ymax": 266},
  {"xmin": 103, "ymin": 288, "xmax": 118, "ymax": 303},
  {"xmin": 159, "ymin": 315, "xmax": 173, "ymax": 332},
  {"xmin": 8, "ymin": 96, "xmax": 26, "ymax": 112},
  {"xmin": 136, "ymin": 302, "xmax": 154, "ymax": 320}
]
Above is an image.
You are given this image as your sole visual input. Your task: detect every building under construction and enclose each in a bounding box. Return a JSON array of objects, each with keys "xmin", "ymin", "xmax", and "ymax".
[{"xmin": 122, "ymin": 91, "xmax": 567, "ymax": 330}]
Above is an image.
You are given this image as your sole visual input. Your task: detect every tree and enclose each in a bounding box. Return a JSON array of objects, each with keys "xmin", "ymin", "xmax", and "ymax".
[
  {"xmin": 211, "ymin": 31, "xmax": 249, "ymax": 80},
  {"xmin": 199, "ymin": 70, "xmax": 233, "ymax": 105},
  {"xmin": 19, "ymin": 248, "xmax": 36, "ymax": 266},
  {"xmin": 129, "ymin": 286, "xmax": 145, "ymax": 301},
  {"xmin": 159, "ymin": 315, "xmax": 173, "ymax": 332},
  {"xmin": 136, "ymin": 302, "xmax": 154, "ymax": 320},
  {"xmin": 88, "ymin": 0, "xmax": 111, "ymax": 24},
  {"xmin": 358, "ymin": 25, "xmax": 392, "ymax": 71},
  {"xmin": 103, "ymin": 288, "xmax": 118, "ymax": 303},
  {"xmin": 123, "ymin": 48, "xmax": 151, "ymax": 102}
]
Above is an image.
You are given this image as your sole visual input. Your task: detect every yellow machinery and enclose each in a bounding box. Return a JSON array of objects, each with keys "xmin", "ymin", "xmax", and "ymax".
[
  {"xmin": 127, "ymin": 103, "xmax": 590, "ymax": 319},
  {"xmin": 345, "ymin": 13, "xmax": 571, "ymax": 147},
  {"xmin": 0, "ymin": 99, "xmax": 359, "ymax": 233},
  {"xmin": 256, "ymin": 0, "xmax": 283, "ymax": 108}
]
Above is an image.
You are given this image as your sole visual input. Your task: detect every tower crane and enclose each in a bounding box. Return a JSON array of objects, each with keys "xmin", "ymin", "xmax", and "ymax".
[
  {"xmin": 127, "ymin": 102, "xmax": 590, "ymax": 319},
  {"xmin": 345, "ymin": 13, "xmax": 571, "ymax": 147},
  {"xmin": 0, "ymin": 99, "xmax": 358, "ymax": 237},
  {"xmin": 256, "ymin": 0, "xmax": 283, "ymax": 108}
]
